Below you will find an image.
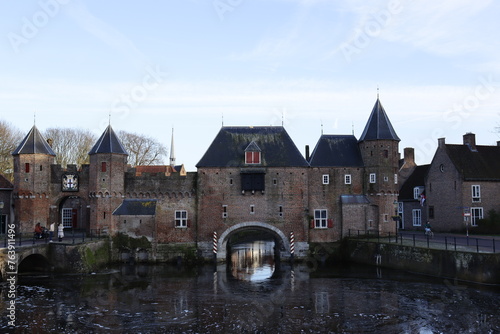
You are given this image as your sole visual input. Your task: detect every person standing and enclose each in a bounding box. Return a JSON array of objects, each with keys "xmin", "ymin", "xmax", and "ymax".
[
  {"xmin": 58, "ymin": 223, "xmax": 64, "ymax": 242},
  {"xmin": 49, "ymin": 222, "xmax": 55, "ymax": 242}
]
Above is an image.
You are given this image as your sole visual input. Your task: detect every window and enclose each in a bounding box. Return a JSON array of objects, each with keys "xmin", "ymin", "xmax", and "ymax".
[
  {"xmin": 322, "ymin": 175, "xmax": 329, "ymax": 185},
  {"xmin": 245, "ymin": 151, "xmax": 261, "ymax": 164},
  {"xmin": 369, "ymin": 173, "xmax": 376, "ymax": 184},
  {"xmin": 413, "ymin": 187, "xmax": 424, "ymax": 200},
  {"xmin": 222, "ymin": 205, "xmax": 228, "ymax": 218},
  {"xmin": 273, "ymin": 178, "xmax": 277, "ymax": 185},
  {"xmin": 394, "ymin": 174, "xmax": 398, "ymax": 184},
  {"xmin": 428, "ymin": 206, "xmax": 435, "ymax": 219},
  {"xmin": 383, "ymin": 149, "xmax": 389, "ymax": 158},
  {"xmin": 471, "ymin": 207, "xmax": 483, "ymax": 226},
  {"xmin": 278, "ymin": 205, "xmax": 283, "ymax": 217},
  {"xmin": 25, "ymin": 163, "xmax": 30, "ymax": 173},
  {"xmin": 314, "ymin": 209, "xmax": 327, "ymax": 228},
  {"xmin": 62, "ymin": 208, "xmax": 73, "ymax": 228},
  {"xmin": 0, "ymin": 214, "xmax": 6, "ymax": 235},
  {"xmin": 101, "ymin": 162, "xmax": 107, "ymax": 172},
  {"xmin": 412, "ymin": 209, "xmax": 422, "ymax": 226},
  {"xmin": 175, "ymin": 210, "xmax": 188, "ymax": 228},
  {"xmin": 250, "ymin": 205, "xmax": 255, "ymax": 214},
  {"xmin": 384, "ymin": 214, "xmax": 388, "ymax": 222},
  {"xmin": 472, "ymin": 185, "xmax": 481, "ymax": 203},
  {"xmin": 241, "ymin": 171, "xmax": 265, "ymax": 191},
  {"xmin": 344, "ymin": 174, "xmax": 351, "ymax": 185}
]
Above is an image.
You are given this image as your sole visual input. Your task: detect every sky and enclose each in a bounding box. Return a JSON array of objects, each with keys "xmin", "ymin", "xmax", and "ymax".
[{"xmin": 1, "ymin": 0, "xmax": 499, "ymax": 171}]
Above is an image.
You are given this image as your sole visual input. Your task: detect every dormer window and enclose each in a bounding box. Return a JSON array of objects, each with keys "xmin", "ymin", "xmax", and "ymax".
[{"xmin": 245, "ymin": 141, "xmax": 261, "ymax": 165}]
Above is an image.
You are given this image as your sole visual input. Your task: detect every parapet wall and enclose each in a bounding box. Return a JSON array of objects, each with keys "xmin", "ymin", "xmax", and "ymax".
[{"xmin": 345, "ymin": 240, "xmax": 500, "ymax": 284}]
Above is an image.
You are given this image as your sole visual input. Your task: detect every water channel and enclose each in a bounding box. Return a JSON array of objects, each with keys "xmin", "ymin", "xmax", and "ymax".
[{"xmin": 2, "ymin": 240, "xmax": 500, "ymax": 333}]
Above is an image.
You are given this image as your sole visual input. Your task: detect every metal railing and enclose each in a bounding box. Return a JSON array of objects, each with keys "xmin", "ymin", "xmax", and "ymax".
[
  {"xmin": 347, "ymin": 229, "xmax": 498, "ymax": 254},
  {"xmin": 2, "ymin": 229, "xmax": 106, "ymax": 248}
]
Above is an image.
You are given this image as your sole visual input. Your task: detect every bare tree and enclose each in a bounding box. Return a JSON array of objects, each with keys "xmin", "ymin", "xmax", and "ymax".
[
  {"xmin": 0, "ymin": 120, "xmax": 23, "ymax": 180},
  {"xmin": 118, "ymin": 130, "xmax": 167, "ymax": 166},
  {"xmin": 44, "ymin": 128, "xmax": 97, "ymax": 168}
]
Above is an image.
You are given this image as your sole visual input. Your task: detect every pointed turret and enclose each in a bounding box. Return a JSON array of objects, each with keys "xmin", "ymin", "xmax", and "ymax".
[
  {"xmin": 359, "ymin": 98, "xmax": 400, "ymax": 142},
  {"xmin": 12, "ymin": 125, "xmax": 56, "ymax": 156},
  {"xmin": 89, "ymin": 125, "xmax": 128, "ymax": 155},
  {"xmin": 358, "ymin": 98, "xmax": 400, "ymax": 236}
]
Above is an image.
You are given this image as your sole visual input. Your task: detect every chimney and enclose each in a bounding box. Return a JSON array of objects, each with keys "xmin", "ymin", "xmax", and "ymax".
[
  {"xmin": 403, "ymin": 147, "xmax": 415, "ymax": 166},
  {"xmin": 305, "ymin": 145, "xmax": 310, "ymax": 161},
  {"xmin": 438, "ymin": 137, "xmax": 446, "ymax": 148},
  {"xmin": 463, "ymin": 133, "xmax": 477, "ymax": 151}
]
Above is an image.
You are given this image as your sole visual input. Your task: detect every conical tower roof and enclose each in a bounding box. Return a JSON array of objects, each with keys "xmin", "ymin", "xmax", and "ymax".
[
  {"xmin": 12, "ymin": 125, "xmax": 56, "ymax": 156},
  {"xmin": 89, "ymin": 125, "xmax": 128, "ymax": 155},
  {"xmin": 359, "ymin": 98, "xmax": 400, "ymax": 142}
]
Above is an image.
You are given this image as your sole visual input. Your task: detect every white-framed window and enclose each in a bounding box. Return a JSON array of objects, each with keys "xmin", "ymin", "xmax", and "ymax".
[
  {"xmin": 344, "ymin": 174, "xmax": 351, "ymax": 185},
  {"xmin": 412, "ymin": 209, "xmax": 422, "ymax": 226},
  {"xmin": 222, "ymin": 205, "xmax": 228, "ymax": 218},
  {"xmin": 471, "ymin": 207, "xmax": 483, "ymax": 226},
  {"xmin": 250, "ymin": 205, "xmax": 255, "ymax": 214},
  {"xmin": 472, "ymin": 185, "xmax": 481, "ymax": 203},
  {"xmin": 322, "ymin": 174, "xmax": 329, "ymax": 185},
  {"xmin": 62, "ymin": 208, "xmax": 73, "ymax": 228},
  {"xmin": 175, "ymin": 210, "xmax": 188, "ymax": 228},
  {"xmin": 314, "ymin": 209, "xmax": 328, "ymax": 228},
  {"xmin": 384, "ymin": 214, "xmax": 388, "ymax": 222},
  {"xmin": 369, "ymin": 173, "xmax": 376, "ymax": 183},
  {"xmin": 394, "ymin": 173, "xmax": 398, "ymax": 184},
  {"xmin": 413, "ymin": 186, "xmax": 424, "ymax": 200}
]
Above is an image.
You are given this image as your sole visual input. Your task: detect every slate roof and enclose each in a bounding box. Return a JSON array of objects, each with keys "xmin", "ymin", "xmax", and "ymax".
[
  {"xmin": 341, "ymin": 195, "xmax": 371, "ymax": 204},
  {"xmin": 445, "ymin": 144, "xmax": 500, "ymax": 181},
  {"xmin": 0, "ymin": 174, "xmax": 13, "ymax": 189},
  {"xmin": 89, "ymin": 125, "xmax": 128, "ymax": 155},
  {"xmin": 359, "ymin": 98, "xmax": 400, "ymax": 142},
  {"xmin": 399, "ymin": 165, "xmax": 430, "ymax": 200},
  {"xmin": 12, "ymin": 126, "xmax": 56, "ymax": 156},
  {"xmin": 309, "ymin": 135, "xmax": 364, "ymax": 167},
  {"xmin": 196, "ymin": 126, "xmax": 309, "ymax": 167},
  {"xmin": 112, "ymin": 199, "xmax": 157, "ymax": 216}
]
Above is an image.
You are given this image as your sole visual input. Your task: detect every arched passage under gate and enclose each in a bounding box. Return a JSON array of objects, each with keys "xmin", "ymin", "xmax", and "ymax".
[{"xmin": 217, "ymin": 222, "xmax": 291, "ymax": 261}]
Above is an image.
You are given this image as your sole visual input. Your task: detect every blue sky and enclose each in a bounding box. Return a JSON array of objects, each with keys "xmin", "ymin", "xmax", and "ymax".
[{"xmin": 1, "ymin": 0, "xmax": 499, "ymax": 170}]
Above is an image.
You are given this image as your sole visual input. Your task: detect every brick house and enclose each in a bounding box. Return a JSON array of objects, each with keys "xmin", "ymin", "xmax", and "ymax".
[{"xmin": 425, "ymin": 133, "xmax": 500, "ymax": 232}]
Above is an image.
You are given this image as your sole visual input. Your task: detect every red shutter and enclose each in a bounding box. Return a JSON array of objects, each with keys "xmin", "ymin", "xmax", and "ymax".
[
  {"xmin": 245, "ymin": 152, "xmax": 252, "ymax": 164},
  {"xmin": 327, "ymin": 219, "xmax": 333, "ymax": 228},
  {"xmin": 310, "ymin": 219, "xmax": 315, "ymax": 229},
  {"xmin": 101, "ymin": 162, "xmax": 107, "ymax": 172},
  {"xmin": 25, "ymin": 163, "xmax": 30, "ymax": 173}
]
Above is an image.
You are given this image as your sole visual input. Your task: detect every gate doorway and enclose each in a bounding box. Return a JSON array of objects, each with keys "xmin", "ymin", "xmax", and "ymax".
[{"xmin": 58, "ymin": 196, "xmax": 88, "ymax": 231}]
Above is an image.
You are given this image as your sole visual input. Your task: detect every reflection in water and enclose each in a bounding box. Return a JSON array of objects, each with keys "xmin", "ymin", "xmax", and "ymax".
[
  {"xmin": 2, "ymin": 263, "xmax": 500, "ymax": 333},
  {"xmin": 230, "ymin": 241, "xmax": 275, "ymax": 281}
]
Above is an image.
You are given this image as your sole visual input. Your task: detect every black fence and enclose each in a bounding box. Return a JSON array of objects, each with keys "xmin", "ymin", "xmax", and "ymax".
[
  {"xmin": 2, "ymin": 229, "xmax": 107, "ymax": 248},
  {"xmin": 347, "ymin": 229, "xmax": 498, "ymax": 254}
]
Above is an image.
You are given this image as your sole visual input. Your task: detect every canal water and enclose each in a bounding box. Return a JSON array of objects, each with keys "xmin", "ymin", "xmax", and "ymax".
[{"xmin": 2, "ymin": 241, "xmax": 500, "ymax": 333}]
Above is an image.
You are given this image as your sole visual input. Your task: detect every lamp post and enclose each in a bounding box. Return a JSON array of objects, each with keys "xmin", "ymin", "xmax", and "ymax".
[
  {"xmin": 0, "ymin": 201, "xmax": 4, "ymax": 233},
  {"xmin": 392, "ymin": 200, "xmax": 399, "ymax": 234}
]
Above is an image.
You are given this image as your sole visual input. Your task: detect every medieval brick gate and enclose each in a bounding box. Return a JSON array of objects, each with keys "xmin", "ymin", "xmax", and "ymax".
[{"xmin": 211, "ymin": 222, "xmax": 308, "ymax": 261}]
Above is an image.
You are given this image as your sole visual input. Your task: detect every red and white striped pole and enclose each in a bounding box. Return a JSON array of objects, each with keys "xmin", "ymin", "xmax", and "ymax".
[
  {"xmin": 290, "ymin": 231, "xmax": 295, "ymax": 261},
  {"xmin": 213, "ymin": 231, "xmax": 218, "ymax": 252},
  {"xmin": 212, "ymin": 231, "xmax": 218, "ymax": 264}
]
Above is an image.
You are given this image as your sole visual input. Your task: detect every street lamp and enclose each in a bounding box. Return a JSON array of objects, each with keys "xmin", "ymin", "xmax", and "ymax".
[
  {"xmin": 392, "ymin": 200, "xmax": 399, "ymax": 234},
  {"xmin": 0, "ymin": 201, "xmax": 4, "ymax": 235}
]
